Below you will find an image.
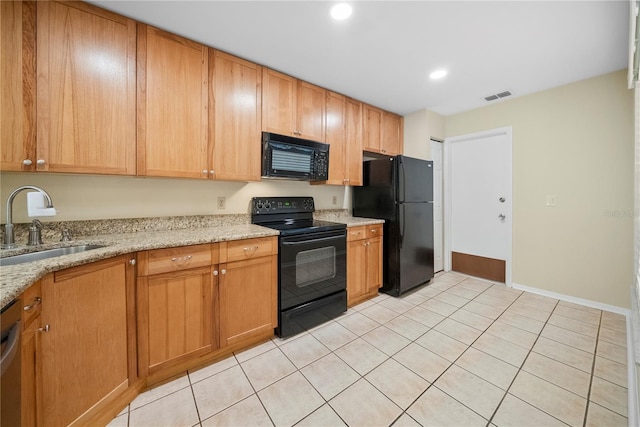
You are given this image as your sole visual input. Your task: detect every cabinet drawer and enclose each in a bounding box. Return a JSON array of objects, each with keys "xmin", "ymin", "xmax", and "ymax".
[
  {"xmin": 143, "ymin": 244, "xmax": 212, "ymax": 276},
  {"xmin": 22, "ymin": 280, "xmax": 42, "ymax": 327},
  {"xmin": 366, "ymin": 224, "xmax": 383, "ymax": 239},
  {"xmin": 225, "ymin": 237, "xmax": 276, "ymax": 262},
  {"xmin": 347, "ymin": 226, "xmax": 366, "ymax": 242}
]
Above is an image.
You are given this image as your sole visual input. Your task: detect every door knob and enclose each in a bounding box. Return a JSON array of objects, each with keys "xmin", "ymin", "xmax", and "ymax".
[{"xmin": 498, "ymin": 214, "xmax": 506, "ymax": 220}]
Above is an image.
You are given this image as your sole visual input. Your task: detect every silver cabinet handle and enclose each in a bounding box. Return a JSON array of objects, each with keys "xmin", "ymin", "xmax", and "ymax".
[
  {"xmin": 213, "ymin": 270, "xmax": 218, "ymax": 276},
  {"xmin": 23, "ymin": 297, "xmax": 41, "ymax": 311},
  {"xmin": 129, "ymin": 259, "xmax": 136, "ymax": 266},
  {"xmin": 38, "ymin": 324, "xmax": 50, "ymax": 333},
  {"xmin": 243, "ymin": 246, "xmax": 259, "ymax": 252},
  {"xmin": 498, "ymin": 214, "xmax": 506, "ymax": 220},
  {"xmin": 171, "ymin": 255, "xmax": 192, "ymax": 262},
  {"xmin": 23, "ymin": 159, "xmax": 33, "ymax": 166},
  {"xmin": 221, "ymin": 269, "xmax": 226, "ymax": 275},
  {"xmin": 210, "ymin": 170, "xmax": 215, "ymax": 175},
  {"xmin": 36, "ymin": 159, "xmax": 46, "ymax": 166}
]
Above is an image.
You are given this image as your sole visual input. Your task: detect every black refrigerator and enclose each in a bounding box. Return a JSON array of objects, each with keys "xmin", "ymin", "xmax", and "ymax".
[{"xmin": 352, "ymin": 155, "xmax": 434, "ymax": 296}]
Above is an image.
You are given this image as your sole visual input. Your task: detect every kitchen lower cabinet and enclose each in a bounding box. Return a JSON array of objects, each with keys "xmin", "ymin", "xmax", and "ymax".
[
  {"xmin": 40, "ymin": 255, "xmax": 136, "ymax": 427},
  {"xmin": 219, "ymin": 237, "xmax": 278, "ymax": 347},
  {"xmin": 21, "ymin": 281, "xmax": 42, "ymax": 427},
  {"xmin": 136, "ymin": 244, "xmax": 217, "ymax": 377},
  {"xmin": 347, "ymin": 225, "xmax": 383, "ymax": 306}
]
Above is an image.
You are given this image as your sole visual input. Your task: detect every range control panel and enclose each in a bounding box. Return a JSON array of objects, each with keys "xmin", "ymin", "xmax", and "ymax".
[{"xmin": 251, "ymin": 197, "xmax": 314, "ymax": 215}]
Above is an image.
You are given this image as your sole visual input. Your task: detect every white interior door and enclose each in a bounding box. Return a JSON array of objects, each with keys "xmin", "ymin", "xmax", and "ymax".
[
  {"xmin": 444, "ymin": 127, "xmax": 512, "ymax": 284},
  {"xmin": 431, "ymin": 139, "xmax": 444, "ymax": 273}
]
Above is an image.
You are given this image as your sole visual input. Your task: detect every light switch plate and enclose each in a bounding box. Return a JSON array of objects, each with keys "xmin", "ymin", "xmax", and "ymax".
[{"xmin": 546, "ymin": 194, "xmax": 557, "ymax": 207}]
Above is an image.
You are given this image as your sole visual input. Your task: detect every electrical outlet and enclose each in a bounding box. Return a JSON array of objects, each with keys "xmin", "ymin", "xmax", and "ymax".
[
  {"xmin": 217, "ymin": 197, "xmax": 226, "ymax": 210},
  {"xmin": 332, "ymin": 195, "xmax": 337, "ymax": 205}
]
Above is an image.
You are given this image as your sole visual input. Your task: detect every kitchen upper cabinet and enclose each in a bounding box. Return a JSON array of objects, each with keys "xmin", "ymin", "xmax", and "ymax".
[
  {"xmin": 40, "ymin": 255, "xmax": 136, "ymax": 427},
  {"xmin": 363, "ymin": 104, "xmax": 403, "ymax": 156},
  {"xmin": 347, "ymin": 225, "xmax": 383, "ymax": 306},
  {"xmin": 136, "ymin": 244, "xmax": 217, "ymax": 377},
  {"xmin": 321, "ymin": 93, "xmax": 363, "ymax": 186},
  {"xmin": 1, "ymin": 1, "xmax": 36, "ymax": 172},
  {"xmin": 382, "ymin": 112, "xmax": 404, "ymax": 156},
  {"xmin": 36, "ymin": 1, "xmax": 136, "ymax": 175},
  {"xmin": 210, "ymin": 51, "xmax": 262, "ymax": 181},
  {"xmin": 363, "ymin": 104, "xmax": 383, "ymax": 153},
  {"xmin": 219, "ymin": 237, "xmax": 278, "ymax": 347},
  {"xmin": 137, "ymin": 24, "xmax": 209, "ymax": 179},
  {"xmin": 262, "ymin": 68, "xmax": 326, "ymax": 141}
]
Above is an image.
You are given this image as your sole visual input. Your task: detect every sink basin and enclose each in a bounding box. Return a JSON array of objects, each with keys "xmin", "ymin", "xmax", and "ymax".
[{"xmin": 0, "ymin": 244, "xmax": 106, "ymax": 267}]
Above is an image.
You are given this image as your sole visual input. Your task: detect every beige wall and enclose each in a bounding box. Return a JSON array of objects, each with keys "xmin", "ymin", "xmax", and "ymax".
[
  {"xmin": 445, "ymin": 70, "xmax": 635, "ymax": 308},
  {"xmin": 0, "ymin": 173, "xmax": 348, "ymax": 223},
  {"xmin": 403, "ymin": 109, "xmax": 445, "ymax": 160}
]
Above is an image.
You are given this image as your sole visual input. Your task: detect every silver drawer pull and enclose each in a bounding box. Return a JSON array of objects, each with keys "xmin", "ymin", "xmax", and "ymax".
[
  {"xmin": 38, "ymin": 324, "xmax": 50, "ymax": 333},
  {"xmin": 171, "ymin": 255, "xmax": 193, "ymax": 262},
  {"xmin": 23, "ymin": 297, "xmax": 41, "ymax": 312},
  {"xmin": 243, "ymin": 246, "xmax": 259, "ymax": 252}
]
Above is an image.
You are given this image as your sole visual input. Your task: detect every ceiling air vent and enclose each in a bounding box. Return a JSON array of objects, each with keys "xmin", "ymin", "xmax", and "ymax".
[{"xmin": 484, "ymin": 91, "xmax": 512, "ymax": 102}]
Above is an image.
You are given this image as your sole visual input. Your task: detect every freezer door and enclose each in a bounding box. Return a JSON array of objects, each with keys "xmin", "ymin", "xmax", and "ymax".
[
  {"xmin": 396, "ymin": 202, "xmax": 434, "ymax": 294},
  {"xmin": 397, "ymin": 156, "xmax": 433, "ymax": 203}
]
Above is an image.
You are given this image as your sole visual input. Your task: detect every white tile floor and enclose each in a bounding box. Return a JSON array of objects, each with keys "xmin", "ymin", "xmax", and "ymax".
[{"xmin": 108, "ymin": 272, "xmax": 629, "ymax": 427}]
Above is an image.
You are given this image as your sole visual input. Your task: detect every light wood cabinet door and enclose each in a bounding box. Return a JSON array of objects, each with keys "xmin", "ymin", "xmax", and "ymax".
[
  {"xmin": 210, "ymin": 51, "xmax": 262, "ymax": 181},
  {"xmin": 366, "ymin": 236, "xmax": 383, "ymax": 293},
  {"xmin": 382, "ymin": 112, "xmax": 403, "ymax": 155},
  {"xmin": 22, "ymin": 280, "xmax": 43, "ymax": 427},
  {"xmin": 347, "ymin": 226, "xmax": 383, "ymax": 306},
  {"xmin": 363, "ymin": 104, "xmax": 383, "ymax": 153},
  {"xmin": 347, "ymin": 238, "xmax": 368, "ymax": 305},
  {"xmin": 139, "ymin": 267, "xmax": 216, "ymax": 373},
  {"xmin": 36, "ymin": 1, "xmax": 136, "ymax": 175},
  {"xmin": 345, "ymin": 98, "xmax": 364, "ymax": 186},
  {"xmin": 40, "ymin": 256, "xmax": 135, "ymax": 427},
  {"xmin": 324, "ymin": 91, "xmax": 346, "ymax": 185},
  {"xmin": 1, "ymin": 1, "xmax": 36, "ymax": 172},
  {"xmin": 22, "ymin": 317, "xmax": 41, "ymax": 427},
  {"xmin": 219, "ymin": 255, "xmax": 277, "ymax": 347},
  {"xmin": 137, "ymin": 24, "xmax": 209, "ymax": 178},
  {"xmin": 262, "ymin": 68, "xmax": 296, "ymax": 136},
  {"xmin": 296, "ymin": 81, "xmax": 325, "ymax": 142}
]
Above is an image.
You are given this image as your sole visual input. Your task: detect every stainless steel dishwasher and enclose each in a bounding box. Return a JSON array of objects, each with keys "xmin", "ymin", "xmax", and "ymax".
[{"xmin": 1, "ymin": 299, "xmax": 21, "ymax": 427}]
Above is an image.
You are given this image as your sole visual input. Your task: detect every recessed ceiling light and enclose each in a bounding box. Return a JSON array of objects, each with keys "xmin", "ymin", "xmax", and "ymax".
[
  {"xmin": 331, "ymin": 3, "xmax": 352, "ymax": 20},
  {"xmin": 429, "ymin": 69, "xmax": 448, "ymax": 79}
]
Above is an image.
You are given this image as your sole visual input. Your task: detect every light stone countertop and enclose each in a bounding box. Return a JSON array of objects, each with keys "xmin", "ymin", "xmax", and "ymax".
[{"xmin": 0, "ymin": 213, "xmax": 383, "ymax": 308}]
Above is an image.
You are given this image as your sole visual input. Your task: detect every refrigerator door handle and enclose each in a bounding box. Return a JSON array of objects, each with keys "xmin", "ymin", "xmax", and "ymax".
[
  {"xmin": 399, "ymin": 159, "xmax": 406, "ymax": 203},
  {"xmin": 399, "ymin": 203, "xmax": 405, "ymax": 245}
]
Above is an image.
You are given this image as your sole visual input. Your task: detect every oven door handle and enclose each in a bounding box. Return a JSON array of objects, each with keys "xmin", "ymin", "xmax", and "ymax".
[{"xmin": 281, "ymin": 235, "xmax": 344, "ymax": 246}]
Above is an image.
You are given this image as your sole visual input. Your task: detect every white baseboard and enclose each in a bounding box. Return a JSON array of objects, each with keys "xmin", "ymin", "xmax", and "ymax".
[
  {"xmin": 511, "ymin": 282, "xmax": 629, "ymax": 315},
  {"xmin": 511, "ymin": 282, "xmax": 637, "ymax": 426}
]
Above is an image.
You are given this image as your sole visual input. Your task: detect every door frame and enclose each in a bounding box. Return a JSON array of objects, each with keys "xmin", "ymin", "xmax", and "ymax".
[
  {"xmin": 443, "ymin": 126, "xmax": 513, "ymax": 286},
  {"xmin": 430, "ymin": 138, "xmax": 444, "ymax": 273}
]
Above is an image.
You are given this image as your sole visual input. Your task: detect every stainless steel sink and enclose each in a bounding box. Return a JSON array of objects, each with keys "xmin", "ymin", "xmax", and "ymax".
[{"xmin": 0, "ymin": 244, "xmax": 106, "ymax": 267}]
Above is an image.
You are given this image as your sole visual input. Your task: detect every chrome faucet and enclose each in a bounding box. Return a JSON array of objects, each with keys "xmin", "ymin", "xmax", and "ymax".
[{"xmin": 3, "ymin": 186, "xmax": 55, "ymax": 249}]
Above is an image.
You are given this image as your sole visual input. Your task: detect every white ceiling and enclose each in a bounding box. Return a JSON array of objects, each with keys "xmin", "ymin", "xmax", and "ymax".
[{"xmin": 89, "ymin": 1, "xmax": 630, "ymax": 116}]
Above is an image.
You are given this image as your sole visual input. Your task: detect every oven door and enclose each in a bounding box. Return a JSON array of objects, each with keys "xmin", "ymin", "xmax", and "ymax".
[{"xmin": 279, "ymin": 229, "xmax": 346, "ymax": 311}]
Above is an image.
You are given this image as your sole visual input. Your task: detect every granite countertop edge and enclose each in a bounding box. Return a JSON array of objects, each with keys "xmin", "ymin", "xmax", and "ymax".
[{"xmin": 0, "ymin": 215, "xmax": 383, "ymax": 308}]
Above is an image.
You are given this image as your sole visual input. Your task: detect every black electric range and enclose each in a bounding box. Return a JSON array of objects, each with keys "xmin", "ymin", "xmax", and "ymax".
[{"xmin": 251, "ymin": 197, "xmax": 347, "ymax": 337}]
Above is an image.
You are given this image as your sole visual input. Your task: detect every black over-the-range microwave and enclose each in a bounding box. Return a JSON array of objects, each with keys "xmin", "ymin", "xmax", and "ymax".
[{"xmin": 261, "ymin": 132, "xmax": 329, "ymax": 181}]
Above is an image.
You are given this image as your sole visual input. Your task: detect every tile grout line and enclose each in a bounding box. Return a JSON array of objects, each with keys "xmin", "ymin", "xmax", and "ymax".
[
  {"xmin": 383, "ymin": 277, "xmax": 526, "ymax": 426},
  {"xmin": 582, "ymin": 310, "xmax": 604, "ymax": 427},
  {"xmin": 485, "ymin": 295, "xmax": 562, "ymax": 426}
]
